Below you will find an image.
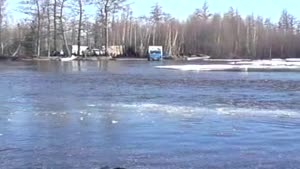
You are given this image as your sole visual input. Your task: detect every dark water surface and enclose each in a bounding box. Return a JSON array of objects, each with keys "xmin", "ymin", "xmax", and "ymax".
[{"xmin": 1, "ymin": 60, "xmax": 300, "ymax": 169}]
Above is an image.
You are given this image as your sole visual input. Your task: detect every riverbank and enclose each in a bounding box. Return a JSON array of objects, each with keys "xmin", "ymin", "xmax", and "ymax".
[
  {"xmin": 11, "ymin": 54, "xmax": 208, "ymax": 62},
  {"xmin": 3, "ymin": 55, "xmax": 300, "ymax": 66},
  {"xmin": 20, "ymin": 56, "xmax": 148, "ymax": 62}
]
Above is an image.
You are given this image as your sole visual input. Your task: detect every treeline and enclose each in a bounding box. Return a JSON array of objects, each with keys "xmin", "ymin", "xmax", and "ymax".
[{"xmin": 0, "ymin": 0, "xmax": 300, "ymax": 59}]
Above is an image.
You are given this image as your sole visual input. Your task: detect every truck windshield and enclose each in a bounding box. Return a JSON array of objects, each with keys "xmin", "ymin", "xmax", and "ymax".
[{"xmin": 150, "ymin": 51, "xmax": 161, "ymax": 54}]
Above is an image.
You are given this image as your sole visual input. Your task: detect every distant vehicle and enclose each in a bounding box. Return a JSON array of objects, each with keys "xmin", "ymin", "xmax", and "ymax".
[
  {"xmin": 148, "ymin": 46, "xmax": 163, "ymax": 61},
  {"xmin": 92, "ymin": 49, "xmax": 101, "ymax": 56},
  {"xmin": 64, "ymin": 45, "xmax": 89, "ymax": 56},
  {"xmin": 83, "ymin": 48, "xmax": 105, "ymax": 56},
  {"xmin": 50, "ymin": 50, "xmax": 63, "ymax": 57}
]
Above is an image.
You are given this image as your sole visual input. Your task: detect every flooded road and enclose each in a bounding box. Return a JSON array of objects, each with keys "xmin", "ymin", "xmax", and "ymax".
[{"xmin": 1, "ymin": 60, "xmax": 300, "ymax": 169}]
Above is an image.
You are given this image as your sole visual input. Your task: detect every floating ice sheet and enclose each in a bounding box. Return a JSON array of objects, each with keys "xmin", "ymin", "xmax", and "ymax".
[
  {"xmin": 109, "ymin": 103, "xmax": 299, "ymax": 118},
  {"xmin": 156, "ymin": 63, "xmax": 300, "ymax": 71},
  {"xmin": 157, "ymin": 59, "xmax": 300, "ymax": 71},
  {"xmin": 234, "ymin": 60, "xmax": 300, "ymax": 66}
]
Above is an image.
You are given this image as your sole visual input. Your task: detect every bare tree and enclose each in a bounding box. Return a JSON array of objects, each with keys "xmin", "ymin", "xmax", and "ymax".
[
  {"xmin": 77, "ymin": 0, "xmax": 83, "ymax": 56},
  {"xmin": 94, "ymin": 0, "xmax": 127, "ymax": 57},
  {"xmin": 194, "ymin": 0, "xmax": 212, "ymax": 21},
  {"xmin": 45, "ymin": 0, "xmax": 51, "ymax": 57},
  {"xmin": 12, "ymin": 1, "xmax": 300, "ymax": 59},
  {"xmin": 53, "ymin": 0, "xmax": 58, "ymax": 51},
  {"xmin": 0, "ymin": 0, "xmax": 6, "ymax": 55},
  {"xmin": 150, "ymin": 3, "xmax": 164, "ymax": 45},
  {"xmin": 20, "ymin": 0, "xmax": 44, "ymax": 57},
  {"xmin": 59, "ymin": 0, "xmax": 71, "ymax": 56}
]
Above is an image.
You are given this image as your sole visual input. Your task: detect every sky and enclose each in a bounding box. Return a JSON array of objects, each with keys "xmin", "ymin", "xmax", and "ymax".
[{"xmin": 6, "ymin": 0, "xmax": 300, "ymax": 23}]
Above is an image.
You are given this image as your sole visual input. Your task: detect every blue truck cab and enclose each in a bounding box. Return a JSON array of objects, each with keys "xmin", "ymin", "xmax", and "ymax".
[{"xmin": 148, "ymin": 46, "xmax": 163, "ymax": 61}]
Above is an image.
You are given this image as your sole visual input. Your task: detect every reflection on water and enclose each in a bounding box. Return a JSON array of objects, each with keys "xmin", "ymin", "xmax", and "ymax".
[
  {"xmin": 1, "ymin": 60, "xmax": 300, "ymax": 169},
  {"xmin": 36, "ymin": 60, "xmax": 111, "ymax": 72}
]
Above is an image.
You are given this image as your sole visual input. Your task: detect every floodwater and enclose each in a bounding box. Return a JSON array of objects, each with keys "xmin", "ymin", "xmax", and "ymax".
[{"xmin": 1, "ymin": 60, "xmax": 300, "ymax": 169}]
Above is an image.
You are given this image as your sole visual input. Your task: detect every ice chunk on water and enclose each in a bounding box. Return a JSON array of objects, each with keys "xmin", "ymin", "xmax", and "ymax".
[
  {"xmin": 156, "ymin": 63, "xmax": 300, "ymax": 71},
  {"xmin": 216, "ymin": 107, "xmax": 299, "ymax": 118},
  {"xmin": 112, "ymin": 120, "xmax": 118, "ymax": 124},
  {"xmin": 156, "ymin": 65, "xmax": 236, "ymax": 71},
  {"xmin": 111, "ymin": 102, "xmax": 300, "ymax": 119}
]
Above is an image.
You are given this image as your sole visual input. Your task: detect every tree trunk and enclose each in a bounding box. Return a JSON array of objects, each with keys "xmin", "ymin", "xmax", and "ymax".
[
  {"xmin": 252, "ymin": 25, "xmax": 257, "ymax": 59},
  {"xmin": 235, "ymin": 18, "xmax": 240, "ymax": 56},
  {"xmin": 36, "ymin": 0, "xmax": 41, "ymax": 57},
  {"xmin": 152, "ymin": 26, "xmax": 156, "ymax": 45},
  {"xmin": 77, "ymin": 0, "xmax": 83, "ymax": 56},
  {"xmin": 53, "ymin": 0, "xmax": 57, "ymax": 51},
  {"xmin": 47, "ymin": 2, "xmax": 51, "ymax": 57},
  {"xmin": 216, "ymin": 19, "xmax": 222, "ymax": 57},
  {"xmin": 172, "ymin": 29, "xmax": 178, "ymax": 56},
  {"xmin": 167, "ymin": 25, "xmax": 172, "ymax": 56},
  {"xmin": 0, "ymin": 0, "xmax": 3, "ymax": 56},
  {"xmin": 111, "ymin": 14, "xmax": 115, "ymax": 45},
  {"xmin": 71, "ymin": 22, "xmax": 76, "ymax": 46},
  {"xmin": 122, "ymin": 19, "xmax": 126, "ymax": 44},
  {"xmin": 246, "ymin": 23, "xmax": 250, "ymax": 56},
  {"xmin": 269, "ymin": 46, "xmax": 272, "ymax": 59},
  {"xmin": 60, "ymin": 0, "xmax": 70, "ymax": 56},
  {"xmin": 134, "ymin": 22, "xmax": 137, "ymax": 53},
  {"xmin": 129, "ymin": 17, "xmax": 133, "ymax": 47},
  {"xmin": 104, "ymin": 1, "xmax": 109, "ymax": 57},
  {"xmin": 12, "ymin": 44, "xmax": 21, "ymax": 57}
]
